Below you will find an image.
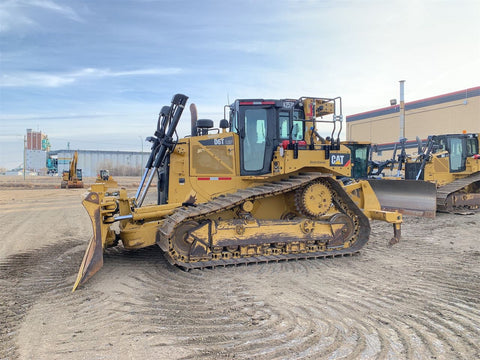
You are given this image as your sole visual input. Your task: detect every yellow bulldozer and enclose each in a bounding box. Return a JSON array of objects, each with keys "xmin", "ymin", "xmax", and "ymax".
[
  {"xmin": 73, "ymin": 94, "xmax": 436, "ymax": 291},
  {"xmin": 95, "ymin": 169, "xmax": 119, "ymax": 188},
  {"xmin": 61, "ymin": 151, "xmax": 84, "ymax": 189},
  {"xmin": 404, "ymin": 133, "xmax": 480, "ymax": 214}
]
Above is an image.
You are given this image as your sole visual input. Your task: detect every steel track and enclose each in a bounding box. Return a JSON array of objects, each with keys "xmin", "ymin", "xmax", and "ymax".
[
  {"xmin": 437, "ymin": 171, "xmax": 480, "ymax": 212},
  {"xmin": 157, "ymin": 172, "xmax": 371, "ymax": 269}
]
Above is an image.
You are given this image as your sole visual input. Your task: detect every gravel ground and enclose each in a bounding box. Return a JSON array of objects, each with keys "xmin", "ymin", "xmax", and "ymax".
[{"xmin": 1, "ymin": 176, "xmax": 479, "ymax": 359}]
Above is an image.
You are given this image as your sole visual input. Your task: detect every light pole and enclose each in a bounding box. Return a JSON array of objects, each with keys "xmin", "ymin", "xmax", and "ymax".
[{"xmin": 399, "ymin": 80, "xmax": 406, "ymax": 140}]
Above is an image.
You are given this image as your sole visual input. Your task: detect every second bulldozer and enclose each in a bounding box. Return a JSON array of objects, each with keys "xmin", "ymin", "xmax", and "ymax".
[
  {"xmin": 404, "ymin": 133, "xmax": 480, "ymax": 214},
  {"xmin": 73, "ymin": 94, "xmax": 436, "ymax": 291}
]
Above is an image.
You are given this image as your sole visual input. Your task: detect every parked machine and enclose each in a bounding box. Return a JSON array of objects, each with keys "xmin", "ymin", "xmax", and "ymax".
[
  {"xmin": 61, "ymin": 151, "xmax": 83, "ymax": 189},
  {"xmin": 404, "ymin": 133, "xmax": 480, "ymax": 213},
  {"xmin": 96, "ymin": 169, "xmax": 118, "ymax": 187},
  {"xmin": 98, "ymin": 169, "xmax": 110, "ymax": 181},
  {"xmin": 73, "ymin": 94, "xmax": 436, "ymax": 291}
]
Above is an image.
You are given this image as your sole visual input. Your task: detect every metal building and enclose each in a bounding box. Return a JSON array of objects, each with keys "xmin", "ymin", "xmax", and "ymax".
[
  {"xmin": 26, "ymin": 150, "xmax": 47, "ymax": 173},
  {"xmin": 51, "ymin": 150, "xmax": 148, "ymax": 177},
  {"xmin": 346, "ymin": 86, "xmax": 480, "ymax": 159}
]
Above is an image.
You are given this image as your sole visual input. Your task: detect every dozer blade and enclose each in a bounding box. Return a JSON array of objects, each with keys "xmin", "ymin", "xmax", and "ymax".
[
  {"xmin": 72, "ymin": 235, "xmax": 103, "ymax": 292},
  {"xmin": 367, "ymin": 179, "xmax": 437, "ymax": 218},
  {"xmin": 72, "ymin": 192, "xmax": 107, "ymax": 292}
]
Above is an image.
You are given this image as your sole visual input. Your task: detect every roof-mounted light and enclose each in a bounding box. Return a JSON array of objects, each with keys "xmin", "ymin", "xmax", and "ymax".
[{"xmin": 239, "ymin": 101, "xmax": 276, "ymax": 105}]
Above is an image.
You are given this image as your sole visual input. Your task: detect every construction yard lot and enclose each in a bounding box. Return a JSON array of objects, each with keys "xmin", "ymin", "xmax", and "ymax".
[{"xmin": 1, "ymin": 176, "xmax": 479, "ymax": 359}]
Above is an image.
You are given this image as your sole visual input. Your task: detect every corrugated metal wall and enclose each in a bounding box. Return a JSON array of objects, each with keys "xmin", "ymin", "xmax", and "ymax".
[
  {"xmin": 26, "ymin": 150, "xmax": 47, "ymax": 172},
  {"xmin": 55, "ymin": 150, "xmax": 148, "ymax": 177}
]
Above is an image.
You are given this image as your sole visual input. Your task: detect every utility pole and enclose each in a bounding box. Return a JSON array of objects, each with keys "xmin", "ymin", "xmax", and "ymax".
[{"xmin": 23, "ymin": 135, "xmax": 26, "ymax": 180}]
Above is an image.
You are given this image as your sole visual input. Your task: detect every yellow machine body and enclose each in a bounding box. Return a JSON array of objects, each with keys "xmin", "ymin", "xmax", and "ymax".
[
  {"xmin": 73, "ymin": 94, "xmax": 436, "ymax": 291},
  {"xmin": 404, "ymin": 133, "xmax": 480, "ymax": 213},
  {"xmin": 163, "ymin": 135, "xmax": 362, "ymax": 204},
  {"xmin": 61, "ymin": 151, "xmax": 84, "ymax": 189},
  {"xmin": 420, "ymin": 150, "xmax": 480, "ymax": 186},
  {"xmin": 95, "ymin": 169, "xmax": 119, "ymax": 190}
]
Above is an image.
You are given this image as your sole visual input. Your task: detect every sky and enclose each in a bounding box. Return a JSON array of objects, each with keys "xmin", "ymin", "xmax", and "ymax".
[{"xmin": 1, "ymin": 0, "xmax": 479, "ymax": 170}]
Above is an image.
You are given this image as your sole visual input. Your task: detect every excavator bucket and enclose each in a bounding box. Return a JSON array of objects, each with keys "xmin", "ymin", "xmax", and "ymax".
[{"xmin": 367, "ymin": 179, "xmax": 437, "ymax": 218}]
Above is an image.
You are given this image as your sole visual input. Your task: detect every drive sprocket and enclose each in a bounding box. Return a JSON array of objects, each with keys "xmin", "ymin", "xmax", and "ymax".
[{"xmin": 295, "ymin": 180, "xmax": 333, "ymax": 218}]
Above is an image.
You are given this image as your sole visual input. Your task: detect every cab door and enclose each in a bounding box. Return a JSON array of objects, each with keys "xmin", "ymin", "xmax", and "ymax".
[
  {"xmin": 345, "ymin": 143, "xmax": 370, "ymax": 178},
  {"xmin": 447, "ymin": 137, "xmax": 466, "ymax": 172},
  {"xmin": 237, "ymin": 105, "xmax": 275, "ymax": 176}
]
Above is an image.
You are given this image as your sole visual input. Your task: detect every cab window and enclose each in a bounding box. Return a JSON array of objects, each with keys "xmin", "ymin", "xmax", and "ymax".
[
  {"xmin": 230, "ymin": 109, "xmax": 238, "ymax": 133},
  {"xmin": 278, "ymin": 110, "xmax": 304, "ymax": 141},
  {"xmin": 466, "ymin": 137, "xmax": 478, "ymax": 156}
]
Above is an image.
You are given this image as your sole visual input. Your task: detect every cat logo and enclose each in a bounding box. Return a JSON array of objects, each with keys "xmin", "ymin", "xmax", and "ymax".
[{"xmin": 330, "ymin": 153, "xmax": 351, "ymax": 167}]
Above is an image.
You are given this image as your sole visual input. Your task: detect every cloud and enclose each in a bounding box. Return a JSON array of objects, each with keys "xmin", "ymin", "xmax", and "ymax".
[
  {"xmin": 1, "ymin": 72, "xmax": 75, "ymax": 87},
  {"xmin": 1, "ymin": 67, "xmax": 183, "ymax": 87},
  {"xmin": 0, "ymin": 0, "xmax": 83, "ymax": 33},
  {"xmin": 0, "ymin": 7, "xmax": 33, "ymax": 33},
  {"xmin": 28, "ymin": 0, "xmax": 83, "ymax": 21}
]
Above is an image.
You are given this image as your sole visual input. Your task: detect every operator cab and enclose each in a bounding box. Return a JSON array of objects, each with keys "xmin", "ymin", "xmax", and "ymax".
[
  {"xmin": 432, "ymin": 133, "xmax": 479, "ymax": 173},
  {"xmin": 229, "ymin": 98, "xmax": 363, "ymax": 178},
  {"xmin": 229, "ymin": 99, "xmax": 305, "ymax": 176}
]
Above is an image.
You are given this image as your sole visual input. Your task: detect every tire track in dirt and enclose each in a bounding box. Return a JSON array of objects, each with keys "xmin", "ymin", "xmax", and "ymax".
[
  {"xmin": 0, "ymin": 241, "xmax": 85, "ymax": 359},
  {"xmin": 366, "ymin": 223, "xmax": 480, "ymax": 359},
  {"xmin": 1, "ymin": 211, "xmax": 479, "ymax": 359}
]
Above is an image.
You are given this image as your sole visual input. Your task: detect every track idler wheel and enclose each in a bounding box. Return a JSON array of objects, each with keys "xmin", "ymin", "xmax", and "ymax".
[
  {"xmin": 170, "ymin": 221, "xmax": 200, "ymax": 261},
  {"xmin": 329, "ymin": 213, "xmax": 354, "ymax": 247}
]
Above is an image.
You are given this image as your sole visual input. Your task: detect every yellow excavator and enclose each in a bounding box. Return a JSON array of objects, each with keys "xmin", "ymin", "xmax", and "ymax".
[
  {"xmin": 404, "ymin": 133, "xmax": 480, "ymax": 214},
  {"xmin": 61, "ymin": 151, "xmax": 83, "ymax": 189},
  {"xmin": 73, "ymin": 94, "xmax": 436, "ymax": 291}
]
